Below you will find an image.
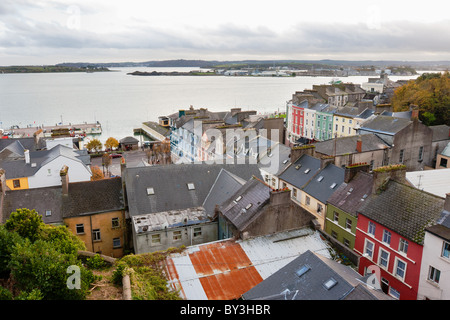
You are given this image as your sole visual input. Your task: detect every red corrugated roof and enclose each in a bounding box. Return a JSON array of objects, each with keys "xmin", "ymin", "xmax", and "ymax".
[{"xmin": 166, "ymin": 240, "xmax": 263, "ymax": 300}]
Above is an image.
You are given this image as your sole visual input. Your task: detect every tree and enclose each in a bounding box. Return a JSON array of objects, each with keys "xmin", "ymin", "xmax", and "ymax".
[
  {"xmin": 392, "ymin": 71, "xmax": 450, "ymax": 126},
  {"xmin": 90, "ymin": 165, "xmax": 104, "ymax": 181},
  {"xmin": 4, "ymin": 208, "xmax": 43, "ymax": 242},
  {"xmin": 105, "ymin": 137, "xmax": 119, "ymax": 151},
  {"xmin": 102, "ymin": 154, "xmax": 112, "ymax": 177},
  {"xmin": 85, "ymin": 138, "xmax": 103, "ymax": 153}
]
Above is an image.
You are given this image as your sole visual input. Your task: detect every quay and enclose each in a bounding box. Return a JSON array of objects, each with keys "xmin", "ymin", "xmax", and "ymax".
[{"xmin": 1, "ymin": 122, "xmax": 102, "ymax": 138}]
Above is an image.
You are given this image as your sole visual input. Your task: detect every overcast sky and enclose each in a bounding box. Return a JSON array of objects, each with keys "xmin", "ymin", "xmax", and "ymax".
[{"xmin": 1, "ymin": 0, "xmax": 449, "ymax": 65}]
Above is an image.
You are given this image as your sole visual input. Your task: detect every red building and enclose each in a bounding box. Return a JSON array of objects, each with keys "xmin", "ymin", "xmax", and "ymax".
[
  {"xmin": 291, "ymin": 103, "xmax": 305, "ymax": 137},
  {"xmin": 354, "ymin": 168, "xmax": 445, "ymax": 300}
]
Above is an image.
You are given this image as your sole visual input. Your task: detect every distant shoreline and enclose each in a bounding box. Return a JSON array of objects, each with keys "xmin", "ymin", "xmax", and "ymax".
[{"xmin": 0, "ymin": 65, "xmax": 111, "ymax": 74}]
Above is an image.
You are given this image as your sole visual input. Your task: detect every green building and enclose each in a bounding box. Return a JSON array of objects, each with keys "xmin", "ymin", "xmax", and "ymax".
[
  {"xmin": 313, "ymin": 105, "xmax": 336, "ymax": 141},
  {"xmin": 325, "ymin": 167, "xmax": 373, "ymax": 249}
]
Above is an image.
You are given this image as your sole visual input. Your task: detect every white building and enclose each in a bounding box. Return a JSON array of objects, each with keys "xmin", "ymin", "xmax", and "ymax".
[{"xmin": 417, "ymin": 194, "xmax": 450, "ymax": 300}]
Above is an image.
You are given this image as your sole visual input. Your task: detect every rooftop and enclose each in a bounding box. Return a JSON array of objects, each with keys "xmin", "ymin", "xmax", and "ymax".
[
  {"xmin": 163, "ymin": 228, "xmax": 331, "ymax": 300},
  {"xmin": 278, "ymin": 154, "xmax": 321, "ymax": 189},
  {"xmin": 358, "ymin": 180, "xmax": 445, "ymax": 244},
  {"xmin": 314, "ymin": 134, "xmax": 389, "ymax": 156},
  {"xmin": 406, "ymin": 168, "xmax": 450, "ymax": 198},
  {"xmin": 359, "ymin": 115, "xmax": 412, "ymax": 135},
  {"xmin": 302, "ymin": 163, "xmax": 345, "ymax": 204}
]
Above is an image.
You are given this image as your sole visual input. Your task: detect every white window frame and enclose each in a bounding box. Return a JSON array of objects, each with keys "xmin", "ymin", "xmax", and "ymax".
[
  {"xmin": 378, "ymin": 248, "xmax": 390, "ymax": 270},
  {"xmin": 394, "ymin": 257, "xmax": 407, "ymax": 281},
  {"xmin": 368, "ymin": 221, "xmax": 376, "ymax": 236},
  {"xmin": 76, "ymin": 224, "xmax": 85, "ymax": 235},
  {"xmin": 113, "ymin": 237, "xmax": 121, "ymax": 248},
  {"xmin": 428, "ymin": 266, "xmax": 441, "ymax": 284},
  {"xmin": 442, "ymin": 241, "xmax": 450, "ymax": 259},
  {"xmin": 364, "ymin": 239, "xmax": 375, "ymax": 260},
  {"xmin": 382, "ymin": 230, "xmax": 391, "ymax": 245},
  {"xmin": 389, "ymin": 287, "xmax": 401, "ymax": 300},
  {"xmin": 399, "ymin": 238, "xmax": 409, "ymax": 255}
]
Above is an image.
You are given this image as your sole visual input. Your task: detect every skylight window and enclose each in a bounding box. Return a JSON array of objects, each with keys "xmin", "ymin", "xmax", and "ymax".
[
  {"xmin": 304, "ymin": 169, "xmax": 310, "ymax": 174},
  {"xmin": 330, "ymin": 183, "xmax": 337, "ymax": 189},
  {"xmin": 295, "ymin": 165, "xmax": 301, "ymax": 170},
  {"xmin": 348, "ymin": 188, "xmax": 353, "ymax": 193},
  {"xmin": 317, "ymin": 176, "xmax": 324, "ymax": 182},
  {"xmin": 235, "ymin": 195, "xmax": 242, "ymax": 202},
  {"xmin": 147, "ymin": 187, "xmax": 155, "ymax": 195},
  {"xmin": 295, "ymin": 265, "xmax": 311, "ymax": 278},
  {"xmin": 187, "ymin": 183, "xmax": 195, "ymax": 190},
  {"xmin": 323, "ymin": 278, "xmax": 338, "ymax": 290},
  {"xmin": 283, "ymin": 159, "xmax": 289, "ymax": 164},
  {"xmin": 245, "ymin": 203, "xmax": 253, "ymax": 210}
]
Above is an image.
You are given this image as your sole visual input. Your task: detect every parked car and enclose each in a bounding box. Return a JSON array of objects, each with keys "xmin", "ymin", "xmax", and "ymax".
[{"xmin": 109, "ymin": 153, "xmax": 123, "ymax": 158}]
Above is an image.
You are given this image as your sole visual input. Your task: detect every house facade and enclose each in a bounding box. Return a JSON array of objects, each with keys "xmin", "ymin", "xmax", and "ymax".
[{"xmin": 354, "ymin": 167, "xmax": 445, "ymax": 300}]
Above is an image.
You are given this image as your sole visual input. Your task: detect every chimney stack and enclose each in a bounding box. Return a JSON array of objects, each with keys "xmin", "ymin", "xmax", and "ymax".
[
  {"xmin": 371, "ymin": 164, "xmax": 406, "ymax": 194},
  {"xmin": 290, "ymin": 145, "xmax": 315, "ymax": 163},
  {"xmin": 270, "ymin": 189, "xmax": 291, "ymax": 206},
  {"xmin": 356, "ymin": 136, "xmax": 362, "ymax": 153},
  {"xmin": 60, "ymin": 165, "xmax": 69, "ymax": 195},
  {"xmin": 411, "ymin": 105, "xmax": 419, "ymax": 121},
  {"xmin": 24, "ymin": 149, "xmax": 30, "ymax": 164},
  {"xmin": 320, "ymin": 156, "xmax": 334, "ymax": 170},
  {"xmin": 344, "ymin": 163, "xmax": 370, "ymax": 183},
  {"xmin": 0, "ymin": 169, "xmax": 7, "ymax": 197}
]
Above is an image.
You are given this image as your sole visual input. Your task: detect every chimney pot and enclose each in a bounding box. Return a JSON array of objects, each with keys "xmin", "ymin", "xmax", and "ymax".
[
  {"xmin": 445, "ymin": 193, "xmax": 450, "ymax": 212},
  {"xmin": 60, "ymin": 165, "xmax": 69, "ymax": 195}
]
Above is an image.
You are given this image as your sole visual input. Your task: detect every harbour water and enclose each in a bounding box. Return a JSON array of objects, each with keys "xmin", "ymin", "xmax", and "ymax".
[{"xmin": 0, "ymin": 67, "xmax": 420, "ymax": 144}]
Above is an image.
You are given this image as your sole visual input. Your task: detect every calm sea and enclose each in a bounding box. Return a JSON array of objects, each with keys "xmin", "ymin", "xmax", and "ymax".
[{"xmin": 0, "ymin": 67, "xmax": 419, "ymax": 143}]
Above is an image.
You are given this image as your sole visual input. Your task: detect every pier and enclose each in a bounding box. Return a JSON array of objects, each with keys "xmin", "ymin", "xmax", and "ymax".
[{"xmin": 1, "ymin": 122, "xmax": 102, "ymax": 138}]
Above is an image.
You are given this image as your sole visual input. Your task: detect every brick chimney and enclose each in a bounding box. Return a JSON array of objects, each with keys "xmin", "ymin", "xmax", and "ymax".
[
  {"xmin": 269, "ymin": 189, "xmax": 291, "ymax": 206},
  {"xmin": 411, "ymin": 105, "xmax": 419, "ymax": 121},
  {"xmin": 356, "ymin": 136, "xmax": 362, "ymax": 153},
  {"xmin": 344, "ymin": 163, "xmax": 370, "ymax": 183},
  {"xmin": 290, "ymin": 145, "xmax": 315, "ymax": 163},
  {"xmin": 371, "ymin": 164, "xmax": 406, "ymax": 194},
  {"xmin": 60, "ymin": 165, "xmax": 69, "ymax": 195},
  {"xmin": 320, "ymin": 155, "xmax": 334, "ymax": 169}
]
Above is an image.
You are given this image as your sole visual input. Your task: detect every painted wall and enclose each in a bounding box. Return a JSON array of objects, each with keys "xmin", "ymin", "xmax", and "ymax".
[{"xmin": 5, "ymin": 177, "xmax": 29, "ymax": 190}]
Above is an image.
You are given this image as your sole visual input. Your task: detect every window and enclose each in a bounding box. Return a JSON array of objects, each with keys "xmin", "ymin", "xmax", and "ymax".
[
  {"xmin": 442, "ymin": 241, "xmax": 450, "ymax": 259},
  {"xmin": 394, "ymin": 258, "xmax": 406, "ymax": 280},
  {"xmin": 317, "ymin": 203, "xmax": 323, "ymax": 214},
  {"xmin": 382, "ymin": 230, "xmax": 391, "ymax": 245},
  {"xmin": 331, "ymin": 230, "xmax": 338, "ymax": 239},
  {"xmin": 335, "ymin": 124, "xmax": 338, "ymax": 131},
  {"xmin": 113, "ymin": 238, "xmax": 121, "ymax": 248},
  {"xmin": 440, "ymin": 157, "xmax": 448, "ymax": 168},
  {"xmin": 379, "ymin": 249, "xmax": 390, "ymax": 269},
  {"xmin": 76, "ymin": 224, "xmax": 84, "ymax": 234},
  {"xmin": 343, "ymin": 238, "xmax": 350, "ymax": 247},
  {"xmin": 93, "ymin": 229, "xmax": 101, "ymax": 241},
  {"xmin": 345, "ymin": 218, "xmax": 352, "ymax": 230},
  {"xmin": 317, "ymin": 176, "xmax": 324, "ymax": 182},
  {"xmin": 151, "ymin": 234, "xmax": 161, "ymax": 244},
  {"xmin": 112, "ymin": 217, "xmax": 120, "ymax": 228},
  {"xmin": 173, "ymin": 230, "xmax": 182, "ymax": 241},
  {"xmin": 341, "ymin": 126, "xmax": 345, "ymax": 133},
  {"xmin": 333, "ymin": 211, "xmax": 339, "ymax": 222},
  {"xmin": 368, "ymin": 221, "xmax": 376, "ymax": 236},
  {"xmin": 45, "ymin": 210, "xmax": 52, "ymax": 216},
  {"xmin": 389, "ymin": 287, "xmax": 401, "ymax": 300},
  {"xmin": 47, "ymin": 169, "xmax": 52, "ymax": 176},
  {"xmin": 399, "ymin": 149, "xmax": 404, "ymax": 163},
  {"xmin": 428, "ymin": 266, "xmax": 441, "ymax": 284},
  {"xmin": 364, "ymin": 239, "xmax": 374, "ymax": 259},
  {"xmin": 418, "ymin": 146, "xmax": 424, "ymax": 161},
  {"xmin": 295, "ymin": 265, "xmax": 311, "ymax": 278},
  {"xmin": 293, "ymin": 188, "xmax": 297, "ymax": 198},
  {"xmin": 323, "ymin": 278, "xmax": 338, "ymax": 290},
  {"xmin": 194, "ymin": 227, "xmax": 202, "ymax": 237},
  {"xmin": 147, "ymin": 187, "xmax": 155, "ymax": 195},
  {"xmin": 399, "ymin": 238, "xmax": 409, "ymax": 254},
  {"xmin": 13, "ymin": 179, "xmax": 20, "ymax": 188},
  {"xmin": 305, "ymin": 196, "xmax": 310, "ymax": 205}
]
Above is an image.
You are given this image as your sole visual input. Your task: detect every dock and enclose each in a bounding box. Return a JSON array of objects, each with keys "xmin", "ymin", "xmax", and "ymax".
[{"xmin": 1, "ymin": 122, "xmax": 102, "ymax": 138}]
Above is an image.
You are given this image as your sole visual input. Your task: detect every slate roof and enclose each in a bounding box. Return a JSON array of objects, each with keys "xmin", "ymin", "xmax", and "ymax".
[
  {"xmin": 1, "ymin": 177, "xmax": 124, "ymax": 224},
  {"xmin": 62, "ymin": 177, "xmax": 124, "ymax": 218},
  {"xmin": 0, "ymin": 144, "xmax": 90, "ymax": 179},
  {"xmin": 313, "ymin": 134, "xmax": 389, "ymax": 156},
  {"xmin": 278, "ymin": 154, "xmax": 321, "ymax": 189},
  {"xmin": 302, "ymin": 163, "xmax": 345, "ymax": 204},
  {"xmin": 0, "ymin": 138, "xmax": 37, "ymax": 153},
  {"xmin": 202, "ymin": 169, "xmax": 246, "ymax": 218},
  {"xmin": 327, "ymin": 172, "xmax": 374, "ymax": 217},
  {"xmin": 219, "ymin": 177, "xmax": 271, "ymax": 231},
  {"xmin": 359, "ymin": 115, "xmax": 411, "ymax": 135},
  {"xmin": 258, "ymin": 142, "xmax": 292, "ymax": 176},
  {"xmin": 357, "ymin": 180, "xmax": 445, "ymax": 244},
  {"xmin": 119, "ymin": 136, "xmax": 139, "ymax": 144},
  {"xmin": 123, "ymin": 163, "xmax": 262, "ymax": 217},
  {"xmin": 429, "ymin": 125, "xmax": 450, "ymax": 142},
  {"xmin": 2, "ymin": 186, "xmax": 64, "ymax": 224},
  {"xmin": 242, "ymin": 250, "xmax": 392, "ymax": 300}
]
